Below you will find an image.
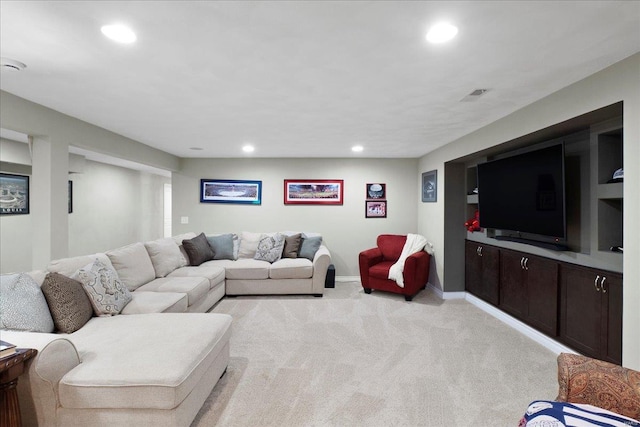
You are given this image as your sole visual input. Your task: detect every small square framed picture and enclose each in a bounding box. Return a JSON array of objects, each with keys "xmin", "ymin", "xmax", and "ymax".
[
  {"xmin": 366, "ymin": 183, "xmax": 386, "ymax": 200},
  {"xmin": 365, "ymin": 200, "xmax": 387, "ymax": 218}
]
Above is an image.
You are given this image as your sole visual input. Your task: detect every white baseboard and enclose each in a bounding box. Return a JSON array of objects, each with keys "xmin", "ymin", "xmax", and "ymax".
[
  {"xmin": 464, "ymin": 293, "xmax": 577, "ymax": 356},
  {"xmin": 335, "ymin": 276, "xmax": 360, "ymax": 283},
  {"xmin": 427, "ymin": 282, "xmax": 466, "ymax": 300}
]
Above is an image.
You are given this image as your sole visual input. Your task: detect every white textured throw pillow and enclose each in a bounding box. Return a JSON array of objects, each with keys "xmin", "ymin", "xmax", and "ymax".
[
  {"xmin": 73, "ymin": 259, "xmax": 132, "ymax": 316},
  {"xmin": 254, "ymin": 233, "xmax": 286, "ymax": 263},
  {"xmin": 238, "ymin": 231, "xmax": 263, "ymax": 259},
  {"xmin": 0, "ymin": 273, "xmax": 54, "ymax": 332}
]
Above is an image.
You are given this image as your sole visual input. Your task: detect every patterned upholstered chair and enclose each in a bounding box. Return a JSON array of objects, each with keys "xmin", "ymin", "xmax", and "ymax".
[
  {"xmin": 556, "ymin": 352, "xmax": 640, "ymax": 421},
  {"xmin": 358, "ymin": 234, "xmax": 430, "ymax": 301}
]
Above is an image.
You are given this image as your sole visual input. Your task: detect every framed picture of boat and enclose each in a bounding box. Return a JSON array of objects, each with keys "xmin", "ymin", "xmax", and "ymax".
[{"xmin": 200, "ymin": 179, "xmax": 262, "ymax": 205}]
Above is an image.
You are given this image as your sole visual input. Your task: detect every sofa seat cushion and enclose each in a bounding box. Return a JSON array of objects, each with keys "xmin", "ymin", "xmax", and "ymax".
[
  {"xmin": 167, "ymin": 265, "xmax": 225, "ymax": 290},
  {"xmin": 121, "ymin": 292, "xmax": 187, "ymax": 314},
  {"xmin": 269, "ymin": 258, "xmax": 313, "ymax": 279},
  {"xmin": 222, "ymin": 259, "xmax": 271, "ymax": 280},
  {"xmin": 135, "ymin": 277, "xmax": 209, "ymax": 307},
  {"xmin": 369, "ymin": 261, "xmax": 394, "ymax": 280},
  {"xmin": 59, "ymin": 313, "xmax": 232, "ymax": 410}
]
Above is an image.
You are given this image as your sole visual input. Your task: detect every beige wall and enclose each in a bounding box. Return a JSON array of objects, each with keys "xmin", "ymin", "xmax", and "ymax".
[
  {"xmin": 418, "ymin": 53, "xmax": 640, "ymax": 369},
  {"xmin": 173, "ymin": 158, "xmax": 419, "ymax": 276}
]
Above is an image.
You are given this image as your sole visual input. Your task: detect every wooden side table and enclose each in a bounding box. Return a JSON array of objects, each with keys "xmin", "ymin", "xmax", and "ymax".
[{"xmin": 0, "ymin": 348, "xmax": 37, "ymax": 427}]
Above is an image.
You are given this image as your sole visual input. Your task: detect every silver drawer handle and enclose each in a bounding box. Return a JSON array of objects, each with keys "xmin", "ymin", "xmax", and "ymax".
[
  {"xmin": 524, "ymin": 257, "xmax": 529, "ymax": 271},
  {"xmin": 594, "ymin": 275, "xmax": 601, "ymax": 292},
  {"xmin": 601, "ymin": 276, "xmax": 607, "ymax": 293},
  {"xmin": 520, "ymin": 257, "xmax": 525, "ymax": 269}
]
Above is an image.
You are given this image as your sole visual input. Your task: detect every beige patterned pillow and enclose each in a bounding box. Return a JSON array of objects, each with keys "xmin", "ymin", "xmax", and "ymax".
[
  {"xmin": 73, "ymin": 259, "xmax": 132, "ymax": 316},
  {"xmin": 254, "ymin": 233, "xmax": 286, "ymax": 263},
  {"xmin": 41, "ymin": 272, "xmax": 93, "ymax": 333}
]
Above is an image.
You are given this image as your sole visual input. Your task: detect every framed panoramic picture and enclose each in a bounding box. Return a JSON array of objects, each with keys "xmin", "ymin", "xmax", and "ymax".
[
  {"xmin": 365, "ymin": 200, "xmax": 387, "ymax": 218},
  {"xmin": 200, "ymin": 179, "xmax": 262, "ymax": 205},
  {"xmin": 366, "ymin": 183, "xmax": 386, "ymax": 200},
  {"xmin": 284, "ymin": 180, "xmax": 344, "ymax": 205},
  {"xmin": 0, "ymin": 173, "xmax": 29, "ymax": 215},
  {"xmin": 422, "ymin": 170, "xmax": 437, "ymax": 203}
]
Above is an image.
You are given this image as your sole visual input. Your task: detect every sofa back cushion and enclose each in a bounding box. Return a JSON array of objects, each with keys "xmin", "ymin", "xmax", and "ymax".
[
  {"xmin": 377, "ymin": 234, "xmax": 407, "ymax": 262},
  {"xmin": 0, "ymin": 273, "xmax": 55, "ymax": 332},
  {"xmin": 144, "ymin": 238, "xmax": 185, "ymax": 277},
  {"xmin": 172, "ymin": 232, "xmax": 197, "ymax": 266},
  {"xmin": 48, "ymin": 253, "xmax": 114, "ymax": 278},
  {"xmin": 107, "ymin": 242, "xmax": 156, "ymax": 291},
  {"xmin": 41, "ymin": 272, "xmax": 93, "ymax": 333}
]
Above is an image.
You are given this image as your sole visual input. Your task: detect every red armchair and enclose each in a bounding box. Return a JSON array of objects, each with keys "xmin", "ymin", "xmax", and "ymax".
[{"xmin": 358, "ymin": 234, "xmax": 431, "ymax": 301}]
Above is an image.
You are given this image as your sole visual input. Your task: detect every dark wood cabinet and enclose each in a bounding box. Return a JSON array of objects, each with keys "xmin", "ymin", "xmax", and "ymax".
[
  {"xmin": 500, "ymin": 249, "xmax": 559, "ymax": 337},
  {"xmin": 559, "ymin": 264, "xmax": 622, "ymax": 364},
  {"xmin": 465, "ymin": 241, "xmax": 499, "ymax": 306},
  {"xmin": 465, "ymin": 240, "xmax": 622, "ymax": 364}
]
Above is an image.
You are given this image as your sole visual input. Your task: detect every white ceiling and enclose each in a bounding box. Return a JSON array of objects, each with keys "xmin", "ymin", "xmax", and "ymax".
[{"xmin": 1, "ymin": 1, "xmax": 639, "ymax": 159}]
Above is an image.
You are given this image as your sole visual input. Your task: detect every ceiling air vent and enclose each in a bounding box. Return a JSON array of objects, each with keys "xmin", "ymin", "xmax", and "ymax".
[
  {"xmin": 460, "ymin": 88, "xmax": 489, "ymax": 102},
  {"xmin": 0, "ymin": 57, "xmax": 27, "ymax": 71}
]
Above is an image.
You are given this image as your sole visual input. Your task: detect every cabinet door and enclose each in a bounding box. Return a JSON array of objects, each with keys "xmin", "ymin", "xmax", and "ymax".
[
  {"xmin": 499, "ymin": 250, "xmax": 527, "ymax": 318},
  {"xmin": 525, "ymin": 255, "xmax": 559, "ymax": 337},
  {"xmin": 465, "ymin": 242, "xmax": 483, "ymax": 297},
  {"xmin": 560, "ymin": 264, "xmax": 604, "ymax": 357},
  {"xmin": 602, "ymin": 272, "xmax": 623, "ymax": 365},
  {"xmin": 480, "ymin": 245, "xmax": 500, "ymax": 306}
]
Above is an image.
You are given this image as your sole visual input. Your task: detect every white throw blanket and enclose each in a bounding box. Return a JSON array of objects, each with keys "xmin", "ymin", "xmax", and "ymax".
[{"xmin": 388, "ymin": 233, "xmax": 428, "ymax": 288}]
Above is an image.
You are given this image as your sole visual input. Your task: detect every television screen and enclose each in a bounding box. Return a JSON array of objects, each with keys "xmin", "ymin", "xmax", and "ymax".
[{"xmin": 477, "ymin": 144, "xmax": 566, "ymax": 240}]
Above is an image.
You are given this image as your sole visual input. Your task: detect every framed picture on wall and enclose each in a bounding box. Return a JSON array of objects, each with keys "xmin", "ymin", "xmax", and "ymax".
[
  {"xmin": 366, "ymin": 183, "xmax": 386, "ymax": 200},
  {"xmin": 0, "ymin": 173, "xmax": 29, "ymax": 215},
  {"xmin": 200, "ymin": 179, "xmax": 262, "ymax": 205},
  {"xmin": 68, "ymin": 180, "xmax": 73, "ymax": 213},
  {"xmin": 365, "ymin": 200, "xmax": 387, "ymax": 218},
  {"xmin": 422, "ymin": 170, "xmax": 437, "ymax": 203},
  {"xmin": 284, "ymin": 179, "xmax": 344, "ymax": 205}
]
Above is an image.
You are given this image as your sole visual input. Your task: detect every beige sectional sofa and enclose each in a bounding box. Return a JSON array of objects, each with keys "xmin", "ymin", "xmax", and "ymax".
[{"xmin": 1, "ymin": 230, "xmax": 331, "ymax": 426}]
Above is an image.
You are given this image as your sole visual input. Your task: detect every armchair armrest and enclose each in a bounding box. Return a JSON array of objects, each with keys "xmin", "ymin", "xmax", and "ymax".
[
  {"xmin": 403, "ymin": 251, "xmax": 430, "ymax": 291},
  {"xmin": 358, "ymin": 248, "xmax": 383, "ymax": 288},
  {"xmin": 556, "ymin": 353, "xmax": 640, "ymax": 421}
]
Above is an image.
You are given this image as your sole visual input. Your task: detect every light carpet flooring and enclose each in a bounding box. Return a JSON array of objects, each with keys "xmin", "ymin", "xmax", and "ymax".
[{"xmin": 192, "ymin": 282, "xmax": 559, "ymax": 426}]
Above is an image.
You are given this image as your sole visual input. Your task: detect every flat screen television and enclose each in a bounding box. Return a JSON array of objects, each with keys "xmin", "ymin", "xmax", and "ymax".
[{"xmin": 477, "ymin": 143, "xmax": 568, "ymax": 250}]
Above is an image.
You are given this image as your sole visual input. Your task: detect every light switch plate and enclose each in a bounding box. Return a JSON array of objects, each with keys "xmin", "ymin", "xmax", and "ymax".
[{"xmin": 180, "ymin": 216, "xmax": 189, "ymax": 224}]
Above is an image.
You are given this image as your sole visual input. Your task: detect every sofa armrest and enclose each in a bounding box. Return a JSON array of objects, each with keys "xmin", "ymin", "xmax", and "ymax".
[
  {"xmin": 2, "ymin": 332, "xmax": 81, "ymax": 426},
  {"xmin": 311, "ymin": 244, "xmax": 331, "ymax": 294},
  {"xmin": 556, "ymin": 352, "xmax": 640, "ymax": 421}
]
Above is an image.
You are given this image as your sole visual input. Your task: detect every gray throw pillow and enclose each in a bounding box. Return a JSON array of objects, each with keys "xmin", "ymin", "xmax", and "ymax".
[
  {"xmin": 282, "ymin": 233, "xmax": 303, "ymax": 258},
  {"xmin": 73, "ymin": 259, "xmax": 132, "ymax": 316},
  {"xmin": 254, "ymin": 233, "xmax": 286, "ymax": 263},
  {"xmin": 182, "ymin": 232, "xmax": 215, "ymax": 266},
  {"xmin": 41, "ymin": 272, "xmax": 94, "ymax": 333},
  {"xmin": 0, "ymin": 273, "xmax": 55, "ymax": 332},
  {"xmin": 206, "ymin": 234, "xmax": 235, "ymax": 260},
  {"xmin": 299, "ymin": 236, "xmax": 322, "ymax": 260}
]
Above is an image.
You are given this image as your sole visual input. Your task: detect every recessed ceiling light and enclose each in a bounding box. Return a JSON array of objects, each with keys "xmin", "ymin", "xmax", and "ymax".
[
  {"xmin": 101, "ymin": 24, "xmax": 137, "ymax": 44},
  {"xmin": 426, "ymin": 22, "xmax": 458, "ymax": 44},
  {"xmin": 189, "ymin": 147, "xmax": 204, "ymax": 151},
  {"xmin": 242, "ymin": 145, "xmax": 255, "ymax": 153},
  {"xmin": 352, "ymin": 145, "xmax": 364, "ymax": 153}
]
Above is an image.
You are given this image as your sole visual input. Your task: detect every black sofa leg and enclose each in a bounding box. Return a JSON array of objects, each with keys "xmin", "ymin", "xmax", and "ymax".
[
  {"xmin": 363, "ymin": 288, "xmax": 372, "ymax": 294},
  {"xmin": 404, "ymin": 295, "xmax": 414, "ymax": 302}
]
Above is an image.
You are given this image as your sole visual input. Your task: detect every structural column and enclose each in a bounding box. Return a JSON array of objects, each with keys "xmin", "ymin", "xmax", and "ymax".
[{"xmin": 30, "ymin": 136, "xmax": 69, "ymax": 268}]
